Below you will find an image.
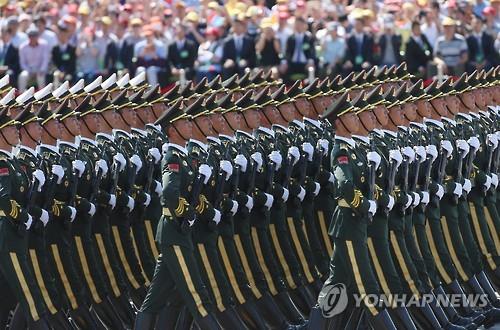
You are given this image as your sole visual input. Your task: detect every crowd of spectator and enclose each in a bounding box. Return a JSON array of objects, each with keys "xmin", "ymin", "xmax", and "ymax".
[{"xmin": 0, "ymin": 0, "xmax": 499, "ymax": 91}]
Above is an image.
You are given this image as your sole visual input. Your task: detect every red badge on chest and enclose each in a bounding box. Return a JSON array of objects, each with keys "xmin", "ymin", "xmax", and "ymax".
[
  {"xmin": 337, "ymin": 156, "xmax": 349, "ymax": 164},
  {"xmin": 0, "ymin": 168, "xmax": 9, "ymax": 176},
  {"xmin": 168, "ymin": 163, "xmax": 180, "ymax": 172}
]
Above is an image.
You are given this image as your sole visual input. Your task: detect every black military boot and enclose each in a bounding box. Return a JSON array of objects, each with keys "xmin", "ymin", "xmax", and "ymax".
[
  {"xmin": 134, "ymin": 311, "xmax": 156, "ymax": 330},
  {"xmin": 467, "ymin": 275, "xmax": 500, "ymax": 327},
  {"xmin": 49, "ymin": 311, "xmax": 73, "ymax": 330},
  {"xmin": 255, "ymin": 292, "xmax": 292, "ymax": 329},
  {"xmin": 427, "ymin": 296, "xmax": 469, "ymax": 330},
  {"xmin": 307, "ymin": 306, "xmax": 329, "ymax": 329},
  {"xmin": 130, "ymin": 287, "xmax": 147, "ymax": 310},
  {"xmin": 369, "ymin": 309, "xmax": 397, "ymax": 330},
  {"xmin": 194, "ymin": 313, "xmax": 222, "ymax": 330},
  {"xmin": 216, "ymin": 306, "xmax": 249, "ymax": 329},
  {"xmin": 434, "ymin": 285, "xmax": 485, "ymax": 326},
  {"xmin": 393, "ymin": 306, "xmax": 417, "ymax": 330},
  {"xmin": 175, "ymin": 306, "xmax": 194, "ymax": 330},
  {"xmin": 447, "ymin": 280, "xmax": 487, "ymax": 322},
  {"xmin": 274, "ymin": 291, "xmax": 307, "ymax": 325},
  {"xmin": 290, "ymin": 285, "xmax": 315, "ymax": 315},
  {"xmin": 477, "ymin": 271, "xmax": 500, "ymax": 306},
  {"xmin": 237, "ymin": 300, "xmax": 268, "ymax": 329},
  {"xmin": 93, "ymin": 299, "xmax": 125, "ymax": 329}
]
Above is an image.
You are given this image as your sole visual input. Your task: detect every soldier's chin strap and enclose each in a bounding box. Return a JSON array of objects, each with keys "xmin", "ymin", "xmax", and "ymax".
[
  {"xmin": 42, "ymin": 125, "xmax": 59, "ymax": 142},
  {"xmin": 61, "ymin": 120, "xmax": 79, "ymax": 138},
  {"xmin": 173, "ymin": 125, "xmax": 190, "ymax": 141},
  {"xmin": 0, "ymin": 130, "xmax": 12, "ymax": 147},
  {"xmin": 21, "ymin": 126, "xmax": 39, "ymax": 146},
  {"xmin": 275, "ymin": 105, "xmax": 291, "ymax": 122},
  {"xmin": 81, "ymin": 116, "xmax": 97, "ymax": 135},
  {"xmin": 222, "ymin": 115, "xmax": 238, "ymax": 132},
  {"xmin": 241, "ymin": 111, "xmax": 251, "ymax": 130},
  {"xmin": 260, "ymin": 109, "xmax": 273, "ymax": 126},
  {"xmin": 135, "ymin": 112, "xmax": 147, "ymax": 127},
  {"xmin": 116, "ymin": 110, "xmax": 134, "ymax": 128}
]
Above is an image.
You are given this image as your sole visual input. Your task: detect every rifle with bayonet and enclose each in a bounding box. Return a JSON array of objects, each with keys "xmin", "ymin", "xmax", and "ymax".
[{"xmin": 367, "ymin": 134, "xmax": 376, "ymax": 223}]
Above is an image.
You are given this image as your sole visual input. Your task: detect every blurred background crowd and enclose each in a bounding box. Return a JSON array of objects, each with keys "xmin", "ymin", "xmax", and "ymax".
[{"xmin": 0, "ymin": 0, "xmax": 499, "ymax": 92}]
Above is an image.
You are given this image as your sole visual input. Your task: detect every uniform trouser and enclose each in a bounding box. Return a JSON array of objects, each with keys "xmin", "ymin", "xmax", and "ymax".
[
  {"xmin": 425, "ymin": 203, "xmax": 458, "ymax": 285},
  {"xmin": 109, "ymin": 209, "xmax": 148, "ymax": 292},
  {"xmin": 403, "ymin": 211, "xmax": 433, "ymax": 293},
  {"xmin": 217, "ymin": 216, "xmax": 255, "ymax": 304},
  {"xmin": 269, "ymin": 204, "xmax": 306, "ymax": 290},
  {"xmin": 130, "ymin": 206, "xmax": 156, "ymax": 284},
  {"xmin": 302, "ymin": 199, "xmax": 330, "ymax": 277},
  {"xmin": 468, "ymin": 198, "xmax": 500, "ymax": 272},
  {"xmin": 440, "ymin": 198, "xmax": 474, "ymax": 282},
  {"xmin": 483, "ymin": 192, "xmax": 500, "ymax": 254},
  {"xmin": 71, "ymin": 216, "xmax": 110, "ymax": 305},
  {"xmin": 91, "ymin": 209, "xmax": 130, "ymax": 298},
  {"xmin": 285, "ymin": 202, "xmax": 320, "ymax": 284},
  {"xmin": 45, "ymin": 219, "xmax": 90, "ymax": 312},
  {"xmin": 140, "ymin": 197, "xmax": 162, "ymax": 279},
  {"xmin": 27, "ymin": 227, "xmax": 64, "ymax": 317},
  {"xmin": 457, "ymin": 200, "xmax": 484, "ymax": 273},
  {"xmin": 233, "ymin": 210, "xmax": 271, "ymax": 298},
  {"xmin": 320, "ymin": 238, "xmax": 382, "ymax": 317},
  {"xmin": 140, "ymin": 243, "xmax": 214, "ymax": 321},
  {"xmin": 0, "ymin": 220, "xmax": 47, "ymax": 324},
  {"xmin": 313, "ymin": 192, "xmax": 335, "ymax": 263},
  {"xmin": 366, "ymin": 213, "xmax": 405, "ymax": 302},
  {"xmin": 413, "ymin": 209, "xmax": 441, "ymax": 288},
  {"xmin": 193, "ymin": 238, "xmax": 237, "ymax": 313}
]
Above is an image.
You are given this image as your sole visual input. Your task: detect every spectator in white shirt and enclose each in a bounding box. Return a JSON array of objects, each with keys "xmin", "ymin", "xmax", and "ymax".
[
  {"xmin": 34, "ymin": 15, "xmax": 58, "ymax": 50},
  {"xmin": 18, "ymin": 27, "xmax": 50, "ymax": 92}
]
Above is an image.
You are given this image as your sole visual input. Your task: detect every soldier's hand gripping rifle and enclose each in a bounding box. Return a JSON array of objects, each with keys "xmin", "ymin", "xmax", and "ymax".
[
  {"xmin": 385, "ymin": 133, "xmax": 399, "ymax": 216},
  {"xmin": 432, "ymin": 138, "xmax": 449, "ymax": 206},
  {"xmin": 400, "ymin": 135, "xmax": 411, "ymax": 215},
  {"xmin": 421, "ymin": 130, "xmax": 436, "ymax": 213},
  {"xmin": 27, "ymin": 156, "xmax": 45, "ymax": 232}
]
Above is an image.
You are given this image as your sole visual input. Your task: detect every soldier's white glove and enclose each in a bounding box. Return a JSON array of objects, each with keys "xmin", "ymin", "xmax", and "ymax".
[
  {"xmin": 264, "ymin": 193, "xmax": 274, "ymax": 210},
  {"xmin": 412, "ymin": 192, "xmax": 421, "ymax": 207},
  {"xmin": 491, "ymin": 174, "xmax": 498, "ymax": 189},
  {"xmin": 414, "ymin": 146, "xmax": 426, "ymax": 162},
  {"xmin": 297, "ymin": 186, "xmax": 306, "ymax": 202},
  {"xmin": 389, "ymin": 149, "xmax": 403, "ymax": 168},
  {"xmin": 25, "ymin": 214, "xmax": 33, "ymax": 230},
  {"xmin": 113, "ymin": 153, "xmax": 126, "ymax": 171},
  {"xmin": 421, "ymin": 191, "xmax": 430, "ymax": 205},
  {"xmin": 130, "ymin": 154, "xmax": 143, "ymax": 173},
  {"xmin": 72, "ymin": 160, "xmax": 85, "ymax": 178},
  {"xmin": 96, "ymin": 159, "xmax": 108, "ymax": 176},
  {"xmin": 462, "ymin": 179, "xmax": 472, "ymax": 194},
  {"xmin": 234, "ymin": 154, "xmax": 248, "ymax": 172},
  {"xmin": 302, "ymin": 142, "xmax": 314, "ymax": 161},
  {"xmin": 220, "ymin": 160, "xmax": 233, "ymax": 180},
  {"xmin": 282, "ymin": 188, "xmax": 289, "ymax": 202},
  {"xmin": 368, "ymin": 200, "xmax": 377, "ymax": 216},
  {"xmin": 245, "ymin": 196, "xmax": 254, "ymax": 211},
  {"xmin": 88, "ymin": 203, "xmax": 96, "ymax": 217},
  {"xmin": 387, "ymin": 195, "xmax": 395, "ymax": 211},
  {"xmin": 148, "ymin": 147, "xmax": 161, "ymax": 164},
  {"xmin": 313, "ymin": 182, "xmax": 321, "ymax": 196},
  {"xmin": 367, "ymin": 151, "xmax": 381, "ymax": 170},
  {"xmin": 404, "ymin": 194, "xmax": 413, "ymax": 209},
  {"xmin": 126, "ymin": 196, "xmax": 135, "ymax": 212},
  {"xmin": 436, "ymin": 184, "xmax": 445, "ymax": 200},
  {"xmin": 33, "ymin": 169, "xmax": 45, "ymax": 191},
  {"xmin": 288, "ymin": 146, "xmax": 300, "ymax": 165},
  {"xmin": 269, "ymin": 151, "xmax": 282, "ymax": 170},
  {"xmin": 484, "ymin": 175, "xmax": 492, "ymax": 191},
  {"xmin": 441, "ymin": 140, "xmax": 453, "ymax": 158},
  {"xmin": 328, "ymin": 172, "xmax": 335, "ymax": 183},
  {"xmin": 154, "ymin": 180, "xmax": 162, "ymax": 196},
  {"xmin": 453, "ymin": 183, "xmax": 463, "ymax": 197},
  {"xmin": 213, "ymin": 209, "xmax": 221, "ymax": 225},
  {"xmin": 426, "ymin": 145, "xmax": 438, "ymax": 162},
  {"xmin": 402, "ymin": 146, "xmax": 415, "ymax": 162},
  {"xmin": 144, "ymin": 193, "xmax": 151, "ymax": 207},
  {"xmin": 108, "ymin": 194, "xmax": 116, "ymax": 209},
  {"xmin": 39, "ymin": 209, "xmax": 49, "ymax": 226},
  {"xmin": 68, "ymin": 206, "xmax": 76, "ymax": 222},
  {"xmin": 456, "ymin": 139, "xmax": 470, "ymax": 157},
  {"xmin": 251, "ymin": 152, "xmax": 263, "ymax": 171},
  {"xmin": 51, "ymin": 165, "xmax": 64, "ymax": 184},
  {"xmin": 230, "ymin": 200, "xmax": 239, "ymax": 216},
  {"xmin": 199, "ymin": 164, "xmax": 212, "ymax": 184},
  {"xmin": 487, "ymin": 134, "xmax": 498, "ymax": 149},
  {"xmin": 467, "ymin": 136, "xmax": 480, "ymax": 151},
  {"xmin": 318, "ymin": 139, "xmax": 329, "ymax": 155}
]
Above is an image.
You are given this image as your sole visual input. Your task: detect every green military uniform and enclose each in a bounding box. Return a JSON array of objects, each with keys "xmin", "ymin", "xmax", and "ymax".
[
  {"xmin": 0, "ymin": 142, "xmax": 49, "ymax": 328},
  {"xmin": 137, "ymin": 103, "xmax": 219, "ymax": 329}
]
